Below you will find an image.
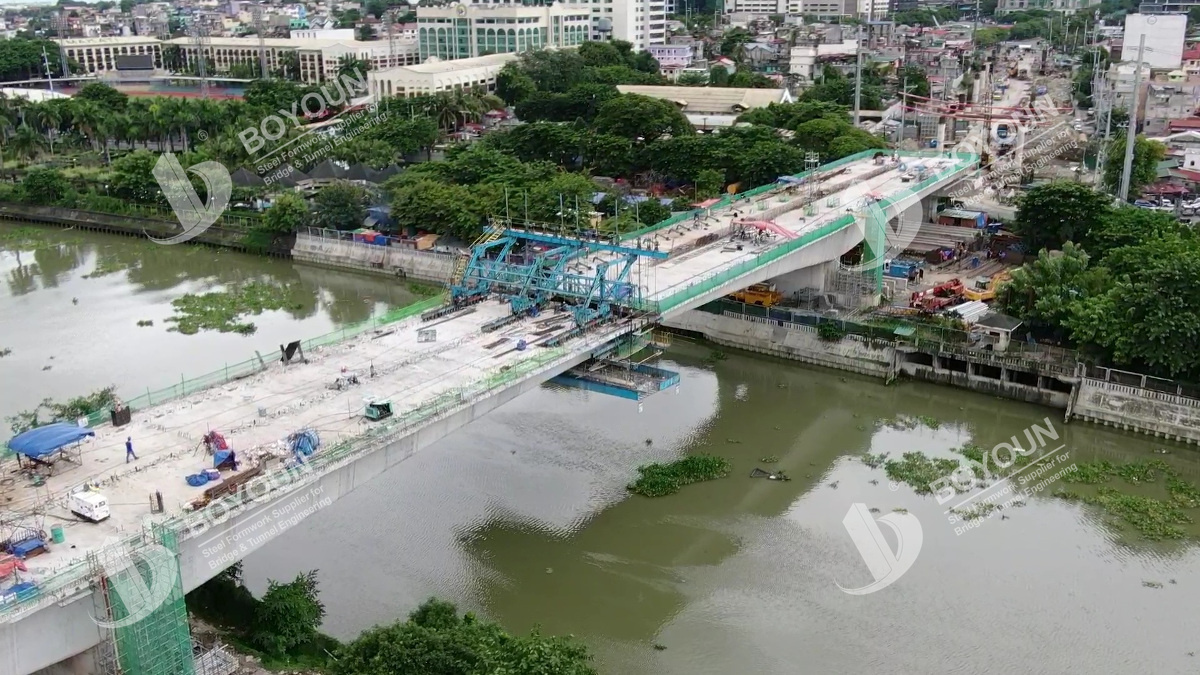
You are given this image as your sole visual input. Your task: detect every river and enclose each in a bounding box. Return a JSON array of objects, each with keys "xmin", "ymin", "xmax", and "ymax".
[{"xmin": 3, "ymin": 225, "xmax": 1200, "ymax": 674}]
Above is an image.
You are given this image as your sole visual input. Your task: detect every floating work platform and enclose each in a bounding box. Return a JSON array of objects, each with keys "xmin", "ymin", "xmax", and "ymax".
[{"xmin": 551, "ymin": 361, "xmax": 680, "ymax": 401}]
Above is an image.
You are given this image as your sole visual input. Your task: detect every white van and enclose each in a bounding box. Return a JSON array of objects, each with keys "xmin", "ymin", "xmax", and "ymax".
[{"xmin": 70, "ymin": 491, "xmax": 110, "ymax": 522}]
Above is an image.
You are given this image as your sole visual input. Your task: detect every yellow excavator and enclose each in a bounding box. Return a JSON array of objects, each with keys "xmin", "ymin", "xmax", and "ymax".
[
  {"xmin": 728, "ymin": 283, "xmax": 784, "ymax": 307},
  {"xmin": 964, "ymin": 271, "xmax": 1011, "ymax": 302}
]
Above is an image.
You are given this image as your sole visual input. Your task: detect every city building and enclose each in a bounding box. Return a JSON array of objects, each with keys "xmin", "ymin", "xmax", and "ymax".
[
  {"xmin": 56, "ymin": 36, "xmax": 164, "ymax": 73},
  {"xmin": 166, "ymin": 36, "xmax": 421, "ymax": 82},
  {"xmin": 646, "ymin": 44, "xmax": 693, "ymax": 77},
  {"xmin": 1142, "ymin": 82, "xmax": 1200, "ymax": 136},
  {"xmin": 996, "ymin": 0, "xmax": 1097, "ymax": 12},
  {"xmin": 367, "ymin": 52, "xmax": 518, "ymax": 98},
  {"xmin": 417, "ymin": 2, "xmax": 590, "ymax": 61}
]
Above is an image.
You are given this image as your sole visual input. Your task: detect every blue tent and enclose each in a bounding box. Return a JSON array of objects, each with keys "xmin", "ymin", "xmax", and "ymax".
[{"xmin": 7, "ymin": 423, "xmax": 95, "ymax": 459}]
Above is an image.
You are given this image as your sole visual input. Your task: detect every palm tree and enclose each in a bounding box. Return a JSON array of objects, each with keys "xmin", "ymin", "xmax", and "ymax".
[
  {"xmin": 9, "ymin": 125, "xmax": 45, "ymax": 164},
  {"xmin": 28, "ymin": 101, "xmax": 62, "ymax": 156}
]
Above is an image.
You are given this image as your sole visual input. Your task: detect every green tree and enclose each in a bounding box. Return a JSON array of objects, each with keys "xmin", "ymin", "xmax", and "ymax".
[
  {"xmin": 19, "ymin": 167, "xmax": 71, "ymax": 205},
  {"xmin": 695, "ymin": 168, "xmax": 725, "ymax": 198},
  {"xmin": 1013, "ymin": 182, "xmax": 1113, "ymax": 253},
  {"xmin": 592, "ymin": 94, "xmax": 692, "ymax": 143},
  {"xmin": 334, "ymin": 598, "xmax": 596, "ymax": 675},
  {"xmin": 75, "ymin": 82, "xmax": 128, "ymax": 112},
  {"xmin": 1102, "ymin": 134, "xmax": 1165, "ymax": 198},
  {"xmin": 109, "ymin": 150, "xmax": 163, "ymax": 203},
  {"xmin": 250, "ymin": 570, "xmax": 326, "ymax": 656},
  {"xmin": 313, "ymin": 181, "xmax": 367, "ymax": 231},
  {"xmin": 263, "ymin": 192, "xmax": 309, "ymax": 234},
  {"xmin": 1070, "ymin": 237, "xmax": 1200, "ymax": 377},
  {"xmin": 1085, "ymin": 205, "xmax": 1189, "ymax": 260},
  {"xmin": 495, "ymin": 63, "xmax": 536, "ymax": 105},
  {"xmin": 997, "ymin": 242, "xmax": 1108, "ymax": 337},
  {"xmin": 898, "ymin": 65, "xmax": 930, "ymax": 99}
]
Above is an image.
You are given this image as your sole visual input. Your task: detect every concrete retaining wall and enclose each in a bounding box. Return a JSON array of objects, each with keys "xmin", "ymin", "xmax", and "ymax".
[
  {"xmin": 899, "ymin": 362, "xmax": 1070, "ymax": 408},
  {"xmin": 1071, "ymin": 378, "xmax": 1200, "ymax": 444},
  {"xmin": 291, "ymin": 233, "xmax": 456, "ymax": 284},
  {"xmin": 663, "ymin": 309, "xmax": 896, "ymax": 379}
]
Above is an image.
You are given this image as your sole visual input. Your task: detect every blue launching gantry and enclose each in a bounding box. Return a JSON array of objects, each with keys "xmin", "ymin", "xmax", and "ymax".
[{"xmin": 450, "ymin": 228, "xmax": 668, "ymax": 327}]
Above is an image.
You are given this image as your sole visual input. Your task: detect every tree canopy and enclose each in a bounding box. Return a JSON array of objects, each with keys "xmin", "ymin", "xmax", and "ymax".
[
  {"xmin": 1002, "ymin": 183, "xmax": 1200, "ymax": 378},
  {"xmin": 334, "ymin": 598, "xmax": 597, "ymax": 675}
]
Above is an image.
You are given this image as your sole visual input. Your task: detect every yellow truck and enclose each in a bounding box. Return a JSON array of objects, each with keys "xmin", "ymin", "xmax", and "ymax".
[
  {"xmin": 728, "ymin": 283, "xmax": 783, "ymax": 307},
  {"xmin": 964, "ymin": 271, "xmax": 1011, "ymax": 302}
]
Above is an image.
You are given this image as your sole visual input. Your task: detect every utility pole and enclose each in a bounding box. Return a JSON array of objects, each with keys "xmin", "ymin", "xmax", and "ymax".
[
  {"xmin": 853, "ymin": 24, "xmax": 863, "ymax": 127},
  {"xmin": 1117, "ymin": 34, "xmax": 1145, "ymax": 203},
  {"xmin": 899, "ymin": 72, "xmax": 907, "ymax": 147}
]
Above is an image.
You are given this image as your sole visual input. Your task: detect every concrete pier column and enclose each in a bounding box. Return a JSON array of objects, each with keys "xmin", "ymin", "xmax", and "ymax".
[
  {"xmin": 1001, "ymin": 367, "xmax": 1009, "ymax": 382},
  {"xmin": 967, "ymin": 362, "xmax": 975, "ymax": 378},
  {"xmin": 932, "ymin": 355, "xmax": 941, "ymax": 370},
  {"xmin": 921, "ymin": 195, "xmax": 939, "ymax": 224}
]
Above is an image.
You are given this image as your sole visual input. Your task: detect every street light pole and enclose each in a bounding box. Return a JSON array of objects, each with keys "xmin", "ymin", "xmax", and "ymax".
[{"xmin": 853, "ymin": 24, "xmax": 863, "ymax": 127}]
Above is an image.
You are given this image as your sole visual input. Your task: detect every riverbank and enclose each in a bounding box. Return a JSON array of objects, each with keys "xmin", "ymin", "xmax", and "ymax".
[
  {"xmin": 663, "ymin": 301, "xmax": 1200, "ymax": 446},
  {"xmin": 0, "ymin": 202, "xmax": 292, "ymax": 256}
]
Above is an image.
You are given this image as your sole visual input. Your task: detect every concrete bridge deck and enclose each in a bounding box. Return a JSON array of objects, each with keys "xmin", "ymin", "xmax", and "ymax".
[{"xmin": 0, "ymin": 150, "xmax": 978, "ymax": 675}]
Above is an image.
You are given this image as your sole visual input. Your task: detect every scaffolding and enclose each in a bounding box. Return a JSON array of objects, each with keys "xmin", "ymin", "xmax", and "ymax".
[
  {"xmin": 801, "ymin": 152, "xmax": 820, "ymax": 216},
  {"xmin": 92, "ymin": 523, "xmax": 195, "ymax": 675}
]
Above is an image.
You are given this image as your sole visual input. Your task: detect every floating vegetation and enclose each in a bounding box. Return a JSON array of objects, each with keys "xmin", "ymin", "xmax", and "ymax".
[
  {"xmin": 1062, "ymin": 459, "xmax": 1174, "ymax": 486},
  {"xmin": 915, "ymin": 415, "xmax": 941, "ymax": 430},
  {"xmin": 1142, "ymin": 581, "xmax": 1164, "ymax": 589},
  {"xmin": 883, "ymin": 452, "xmax": 961, "ymax": 496},
  {"xmin": 702, "ymin": 350, "xmax": 728, "ymax": 366},
  {"xmin": 136, "ymin": 319, "xmax": 154, "ymax": 327},
  {"xmin": 166, "ymin": 282, "xmax": 305, "ymax": 335},
  {"xmin": 1056, "ymin": 487, "xmax": 1192, "ymax": 541},
  {"xmin": 861, "ymin": 452, "xmax": 889, "ymax": 469},
  {"xmin": 0, "ymin": 348, "xmax": 10, "ymax": 358},
  {"xmin": 892, "ymin": 507, "xmax": 908, "ymax": 513},
  {"xmin": 627, "ymin": 454, "xmax": 732, "ymax": 497},
  {"xmin": 759, "ymin": 455, "xmax": 779, "ymax": 464},
  {"xmin": 952, "ymin": 503, "xmax": 998, "ymax": 521}
]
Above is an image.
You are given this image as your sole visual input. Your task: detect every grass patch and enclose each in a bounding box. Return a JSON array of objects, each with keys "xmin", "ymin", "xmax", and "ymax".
[
  {"xmin": 883, "ymin": 452, "xmax": 961, "ymax": 496},
  {"xmin": 166, "ymin": 282, "xmax": 305, "ymax": 335},
  {"xmin": 136, "ymin": 319, "xmax": 153, "ymax": 327},
  {"xmin": 628, "ymin": 453, "xmax": 731, "ymax": 497}
]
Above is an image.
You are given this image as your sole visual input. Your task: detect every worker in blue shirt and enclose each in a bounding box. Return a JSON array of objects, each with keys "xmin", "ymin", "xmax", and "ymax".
[{"xmin": 125, "ymin": 437, "xmax": 138, "ymax": 463}]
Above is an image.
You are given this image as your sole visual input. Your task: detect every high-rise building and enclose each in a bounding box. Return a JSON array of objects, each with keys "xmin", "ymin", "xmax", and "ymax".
[
  {"xmin": 417, "ymin": 0, "xmax": 666, "ymax": 60},
  {"xmin": 418, "ymin": 2, "xmax": 590, "ymax": 61}
]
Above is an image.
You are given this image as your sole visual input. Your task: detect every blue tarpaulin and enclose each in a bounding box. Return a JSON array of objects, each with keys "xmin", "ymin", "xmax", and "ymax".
[
  {"xmin": 6, "ymin": 423, "xmax": 95, "ymax": 459},
  {"xmin": 289, "ymin": 429, "xmax": 320, "ymax": 458}
]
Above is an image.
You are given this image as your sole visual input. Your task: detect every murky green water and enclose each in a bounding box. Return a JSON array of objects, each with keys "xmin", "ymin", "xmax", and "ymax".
[{"xmin": 4, "ymin": 225, "xmax": 1200, "ymax": 674}]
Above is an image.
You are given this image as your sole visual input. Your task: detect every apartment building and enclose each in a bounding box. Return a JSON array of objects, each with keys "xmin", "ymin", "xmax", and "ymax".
[
  {"xmin": 417, "ymin": 2, "xmax": 590, "ymax": 61},
  {"xmin": 723, "ymin": 0, "xmax": 871, "ymax": 18},
  {"xmin": 413, "ymin": 0, "xmax": 665, "ymax": 60},
  {"xmin": 1143, "ymin": 82, "xmax": 1200, "ymax": 135}
]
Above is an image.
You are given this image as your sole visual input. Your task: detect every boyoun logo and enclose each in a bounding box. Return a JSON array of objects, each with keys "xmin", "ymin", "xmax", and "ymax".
[{"xmin": 150, "ymin": 152, "xmax": 232, "ymax": 245}]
